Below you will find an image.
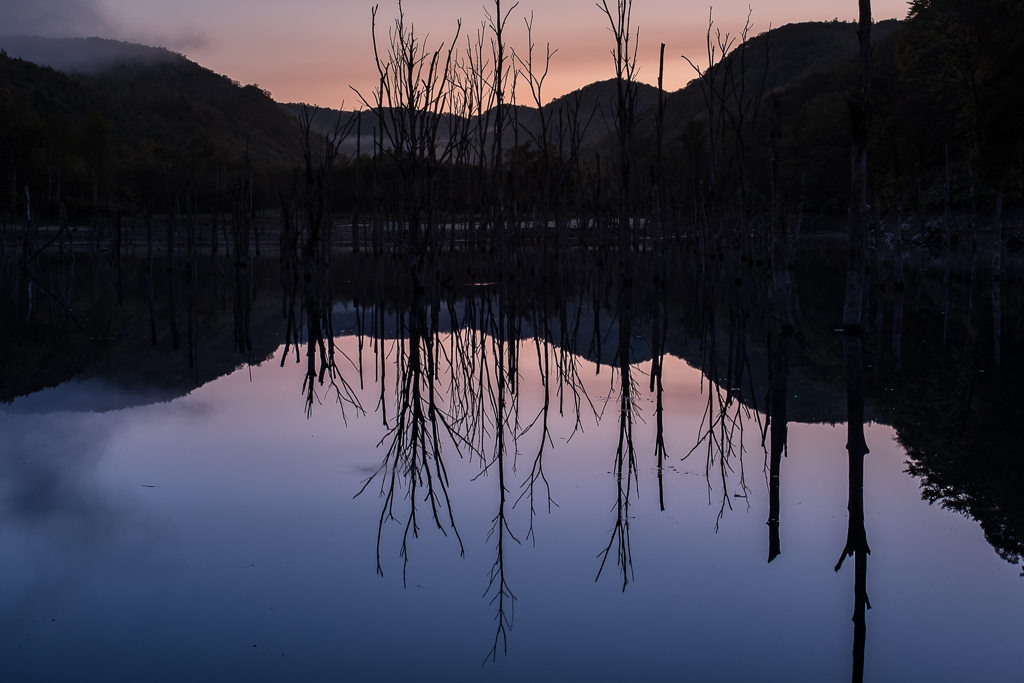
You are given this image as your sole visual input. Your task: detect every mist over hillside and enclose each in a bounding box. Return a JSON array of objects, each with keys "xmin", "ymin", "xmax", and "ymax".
[
  {"xmin": 0, "ymin": 35, "xmax": 302, "ymax": 216},
  {"xmin": 0, "ymin": 35, "xmax": 184, "ymax": 74}
]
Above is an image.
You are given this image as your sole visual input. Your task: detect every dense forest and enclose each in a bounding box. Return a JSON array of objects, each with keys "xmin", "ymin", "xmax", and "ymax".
[{"xmin": 0, "ymin": 37, "xmax": 301, "ymax": 225}]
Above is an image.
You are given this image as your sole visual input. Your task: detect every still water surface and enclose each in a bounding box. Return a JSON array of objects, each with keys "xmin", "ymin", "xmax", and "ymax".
[{"xmin": 1, "ymin": 246, "xmax": 1021, "ymax": 681}]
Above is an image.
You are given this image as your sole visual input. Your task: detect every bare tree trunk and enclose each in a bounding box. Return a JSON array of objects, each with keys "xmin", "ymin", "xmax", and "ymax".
[
  {"xmin": 993, "ymin": 186, "xmax": 1003, "ymax": 366},
  {"xmin": 58, "ymin": 200, "xmax": 67, "ymax": 262},
  {"xmin": 598, "ymin": 0, "xmax": 638, "ymax": 256},
  {"xmin": 167, "ymin": 199, "xmax": 180, "ymax": 350},
  {"xmin": 146, "ymin": 200, "xmax": 154, "ymax": 271},
  {"xmin": 167, "ymin": 193, "xmax": 176, "ymax": 272},
  {"xmin": 144, "ymin": 202, "xmax": 157, "ymax": 345},
  {"xmin": 839, "ymin": 7, "xmax": 873, "ymax": 675},
  {"xmin": 770, "ymin": 96, "xmax": 793, "ymax": 331},
  {"xmin": 993, "ymin": 185, "xmax": 1004, "ymax": 281},
  {"xmin": 786, "ymin": 171, "xmax": 805, "ymax": 270},
  {"xmin": 893, "ymin": 194, "xmax": 904, "ymax": 289},
  {"xmin": 843, "ymin": 0, "xmax": 872, "ymax": 332},
  {"xmin": 655, "ymin": 43, "xmax": 666, "ymax": 246},
  {"xmin": 353, "ymin": 111, "xmax": 363, "ymax": 254},
  {"xmin": 21, "ymin": 185, "xmax": 32, "ymax": 269},
  {"xmin": 211, "ymin": 210, "xmax": 219, "ymax": 255}
]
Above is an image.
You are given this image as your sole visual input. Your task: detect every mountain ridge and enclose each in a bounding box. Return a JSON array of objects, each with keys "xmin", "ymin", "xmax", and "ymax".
[{"xmin": 276, "ymin": 19, "xmax": 901, "ymax": 161}]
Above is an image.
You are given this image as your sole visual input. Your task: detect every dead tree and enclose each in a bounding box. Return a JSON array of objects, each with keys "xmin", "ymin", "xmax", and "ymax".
[
  {"xmin": 598, "ymin": 0, "xmax": 640, "ymax": 254},
  {"xmin": 843, "ymin": 0, "xmax": 872, "ymax": 332}
]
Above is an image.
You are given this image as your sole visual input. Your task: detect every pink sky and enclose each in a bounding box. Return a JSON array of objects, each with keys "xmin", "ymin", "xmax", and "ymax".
[{"xmin": 99, "ymin": 0, "xmax": 910, "ymax": 106}]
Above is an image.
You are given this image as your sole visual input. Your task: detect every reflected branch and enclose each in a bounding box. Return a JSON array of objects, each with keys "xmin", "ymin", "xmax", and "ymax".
[
  {"xmin": 358, "ymin": 283, "xmax": 463, "ymax": 586},
  {"xmin": 596, "ymin": 281, "xmax": 637, "ymax": 591}
]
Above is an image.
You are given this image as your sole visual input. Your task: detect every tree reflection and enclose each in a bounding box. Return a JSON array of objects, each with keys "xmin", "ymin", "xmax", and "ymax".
[
  {"xmin": 596, "ymin": 278, "xmax": 637, "ymax": 590},
  {"xmin": 836, "ymin": 333, "xmax": 871, "ymax": 683},
  {"xmin": 650, "ymin": 281, "xmax": 669, "ymax": 511},
  {"xmin": 5, "ymin": 238, "xmax": 1021, "ymax": 668},
  {"xmin": 684, "ymin": 275, "xmax": 760, "ymax": 529},
  {"xmin": 767, "ymin": 328, "xmax": 793, "ymax": 562},
  {"xmin": 358, "ymin": 275, "xmax": 464, "ymax": 585},
  {"xmin": 481, "ymin": 283, "xmax": 520, "ymax": 661}
]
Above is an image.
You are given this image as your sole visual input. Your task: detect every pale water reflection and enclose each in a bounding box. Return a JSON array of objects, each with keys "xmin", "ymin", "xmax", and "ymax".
[{"xmin": 1, "ymin": 248, "xmax": 1022, "ymax": 681}]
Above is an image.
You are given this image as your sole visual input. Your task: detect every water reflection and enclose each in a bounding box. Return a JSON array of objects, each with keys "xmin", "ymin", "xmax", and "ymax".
[
  {"xmin": 357, "ymin": 274, "xmax": 463, "ymax": 584},
  {"xmin": 595, "ymin": 276, "xmax": 637, "ymax": 591},
  {"xmin": 836, "ymin": 333, "xmax": 871, "ymax": 683},
  {"xmin": 2, "ymin": 243, "xmax": 1023, "ymax": 679},
  {"xmin": 767, "ymin": 328, "xmax": 793, "ymax": 563},
  {"xmin": 0, "ymin": 413, "xmax": 121, "ymax": 530}
]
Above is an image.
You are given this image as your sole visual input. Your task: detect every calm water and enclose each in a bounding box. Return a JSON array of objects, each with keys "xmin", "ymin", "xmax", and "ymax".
[{"xmin": 1, "ymin": 245, "xmax": 1021, "ymax": 681}]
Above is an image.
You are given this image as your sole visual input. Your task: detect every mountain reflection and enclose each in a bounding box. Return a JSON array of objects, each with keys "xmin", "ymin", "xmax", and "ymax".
[{"xmin": 3, "ymin": 243, "xmax": 1023, "ymax": 669}]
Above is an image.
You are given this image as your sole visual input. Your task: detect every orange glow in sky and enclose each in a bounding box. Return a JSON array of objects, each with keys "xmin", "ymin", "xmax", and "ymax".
[{"xmin": 87, "ymin": 0, "xmax": 910, "ymax": 106}]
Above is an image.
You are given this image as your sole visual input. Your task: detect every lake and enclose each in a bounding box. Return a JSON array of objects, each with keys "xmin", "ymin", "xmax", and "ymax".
[{"xmin": 1, "ymin": 243, "xmax": 1021, "ymax": 681}]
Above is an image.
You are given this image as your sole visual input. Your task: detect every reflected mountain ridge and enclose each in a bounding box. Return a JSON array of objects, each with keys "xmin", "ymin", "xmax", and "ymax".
[{"xmin": 3, "ymin": 242, "xmax": 1023, "ymax": 669}]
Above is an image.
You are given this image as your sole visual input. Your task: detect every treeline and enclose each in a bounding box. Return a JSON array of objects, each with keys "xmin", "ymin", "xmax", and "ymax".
[
  {"xmin": 777, "ymin": 0, "xmax": 1024, "ymax": 215},
  {"xmin": 0, "ymin": 41, "xmax": 302, "ymax": 236},
  {"xmin": 1, "ymin": 0, "xmax": 1021, "ymax": 257}
]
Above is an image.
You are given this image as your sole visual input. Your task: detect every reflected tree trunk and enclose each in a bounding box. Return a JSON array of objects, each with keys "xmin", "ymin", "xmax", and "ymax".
[
  {"xmin": 767, "ymin": 328, "xmax": 793, "ymax": 562},
  {"xmin": 893, "ymin": 195, "xmax": 904, "ymax": 290},
  {"xmin": 651, "ymin": 287, "xmax": 668, "ymax": 511},
  {"xmin": 485, "ymin": 289, "xmax": 518, "ymax": 661},
  {"xmin": 836, "ymin": 333, "xmax": 871, "ymax": 683},
  {"xmin": 233, "ymin": 250, "xmax": 252, "ymax": 361},
  {"xmin": 359, "ymin": 272, "xmax": 460, "ymax": 591},
  {"xmin": 840, "ymin": 3, "xmax": 873, "ymax": 673},
  {"xmin": 597, "ymin": 279, "xmax": 636, "ymax": 590},
  {"xmin": 892, "ymin": 196, "xmax": 904, "ymax": 377},
  {"xmin": 892, "ymin": 287, "xmax": 904, "ymax": 378}
]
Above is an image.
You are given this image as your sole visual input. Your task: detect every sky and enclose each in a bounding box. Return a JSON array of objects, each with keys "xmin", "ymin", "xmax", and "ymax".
[{"xmin": 3, "ymin": 0, "xmax": 911, "ymax": 106}]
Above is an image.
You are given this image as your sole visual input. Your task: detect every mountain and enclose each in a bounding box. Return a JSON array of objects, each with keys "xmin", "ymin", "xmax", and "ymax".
[
  {"xmin": 0, "ymin": 36, "xmax": 303, "ymax": 213},
  {"xmin": 212, "ymin": 13, "xmax": 1024, "ymax": 220},
  {"xmin": 281, "ymin": 19, "xmax": 901, "ymax": 163},
  {"xmin": 662, "ymin": 19, "xmax": 903, "ymax": 139},
  {"xmin": 3, "ymin": 9, "xmax": 1018, "ymax": 221}
]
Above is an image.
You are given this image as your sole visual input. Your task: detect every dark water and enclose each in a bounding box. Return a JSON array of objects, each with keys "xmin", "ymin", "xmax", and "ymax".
[{"xmin": 1, "ymin": 244, "xmax": 1022, "ymax": 681}]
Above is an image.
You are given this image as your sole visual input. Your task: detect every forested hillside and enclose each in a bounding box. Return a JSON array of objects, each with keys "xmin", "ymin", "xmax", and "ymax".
[
  {"xmin": 1, "ymin": 1, "xmax": 1021, "ymax": 230},
  {"xmin": 762, "ymin": 3, "xmax": 1023, "ymax": 215},
  {"xmin": 0, "ymin": 37, "xmax": 302, "ymax": 224}
]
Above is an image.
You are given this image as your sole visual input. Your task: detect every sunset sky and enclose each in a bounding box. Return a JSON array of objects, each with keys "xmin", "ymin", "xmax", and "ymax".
[{"xmin": 11, "ymin": 0, "xmax": 911, "ymax": 106}]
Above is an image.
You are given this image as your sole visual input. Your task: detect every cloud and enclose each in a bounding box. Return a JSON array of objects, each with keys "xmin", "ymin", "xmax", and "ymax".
[
  {"xmin": 1, "ymin": 0, "xmax": 113, "ymax": 38},
  {"xmin": 0, "ymin": 0, "xmax": 207, "ymax": 52},
  {"xmin": 135, "ymin": 26, "xmax": 209, "ymax": 53},
  {"xmin": 0, "ymin": 0, "xmax": 208, "ymax": 72}
]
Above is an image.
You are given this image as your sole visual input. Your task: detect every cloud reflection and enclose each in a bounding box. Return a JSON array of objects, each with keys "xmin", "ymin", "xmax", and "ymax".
[{"xmin": 0, "ymin": 412, "xmax": 122, "ymax": 535}]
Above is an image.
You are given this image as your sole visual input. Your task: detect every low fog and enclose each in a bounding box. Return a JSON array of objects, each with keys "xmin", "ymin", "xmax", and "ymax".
[
  {"xmin": 0, "ymin": 0, "xmax": 196, "ymax": 73},
  {"xmin": 0, "ymin": 35, "xmax": 182, "ymax": 74}
]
